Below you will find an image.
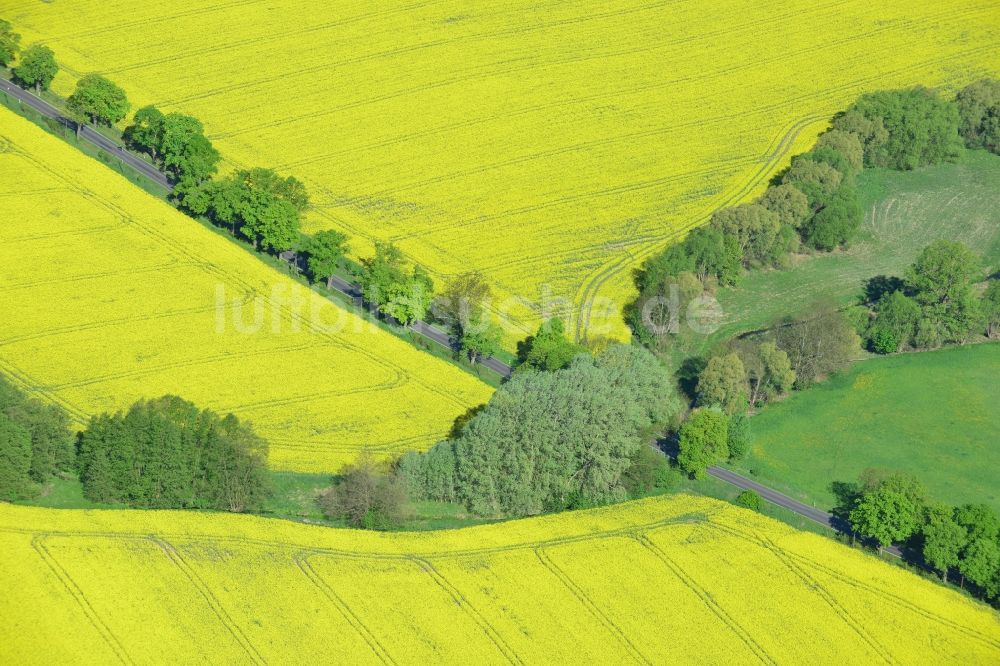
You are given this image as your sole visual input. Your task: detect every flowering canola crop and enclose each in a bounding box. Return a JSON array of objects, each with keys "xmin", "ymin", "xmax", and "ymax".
[
  {"xmin": 2, "ymin": 495, "xmax": 998, "ymax": 664},
  {"xmin": 0, "ymin": 108, "xmax": 492, "ymax": 472},
  {"xmin": 8, "ymin": 0, "xmax": 1000, "ymax": 344}
]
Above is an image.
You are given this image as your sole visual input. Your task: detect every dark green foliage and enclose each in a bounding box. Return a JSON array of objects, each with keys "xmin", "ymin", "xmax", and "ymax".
[
  {"xmin": 66, "ymin": 74, "xmax": 130, "ymax": 127},
  {"xmin": 304, "ymin": 229, "xmax": 349, "ymax": 288},
  {"xmin": 77, "ymin": 396, "xmax": 269, "ymax": 511},
  {"xmin": 516, "ymin": 318, "xmax": 588, "ymax": 371},
  {"xmin": 12, "ymin": 44, "xmax": 57, "ymax": 94},
  {"xmin": 922, "ymin": 507, "xmax": 966, "ymax": 582},
  {"xmin": 954, "ymin": 503, "xmax": 1000, "ymax": 543},
  {"xmin": 802, "ymin": 184, "xmax": 861, "ymax": 250},
  {"xmin": 186, "ymin": 168, "xmax": 301, "ymax": 252},
  {"xmin": 849, "ymin": 472, "xmax": 926, "ymax": 548},
  {"xmin": 321, "ymin": 453, "xmax": 407, "ymax": 530},
  {"xmin": 726, "ymin": 412, "xmax": 751, "ymax": 460},
  {"xmin": 0, "ymin": 375, "xmax": 74, "ymax": 495},
  {"xmin": 982, "ymin": 281, "xmax": 1000, "ymax": 339},
  {"xmin": 159, "ymin": 113, "xmax": 220, "ymax": 188},
  {"xmin": 402, "ymin": 344, "xmax": 682, "ymax": 516},
  {"xmin": 904, "ymin": 240, "xmax": 980, "ymax": 344},
  {"xmin": 955, "ymin": 79, "xmax": 1000, "ymax": 153},
  {"xmin": 734, "ymin": 490, "xmax": 763, "ymax": 512},
  {"xmin": 815, "ymin": 129, "xmax": 864, "ymax": 175},
  {"xmin": 621, "ymin": 445, "xmax": 676, "ymax": 498},
  {"xmin": 782, "ymin": 157, "xmax": 842, "ymax": 210},
  {"xmin": 845, "ymin": 87, "xmax": 962, "ymax": 169},
  {"xmin": 0, "ymin": 19, "xmax": 20, "ymax": 67},
  {"xmin": 357, "ymin": 242, "xmax": 434, "ymax": 325},
  {"xmin": 123, "ymin": 105, "xmax": 165, "ymax": 157},
  {"xmin": 868, "ymin": 290, "xmax": 920, "ymax": 353},
  {"xmin": 0, "ymin": 415, "xmax": 31, "ymax": 501},
  {"xmin": 758, "ymin": 183, "xmax": 811, "ymax": 229},
  {"xmin": 677, "ymin": 408, "xmax": 729, "ymax": 479},
  {"xmin": 959, "ymin": 538, "xmax": 1000, "ymax": 598}
]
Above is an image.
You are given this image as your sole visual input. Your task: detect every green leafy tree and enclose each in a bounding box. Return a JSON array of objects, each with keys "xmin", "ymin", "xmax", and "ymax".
[
  {"xmin": 460, "ymin": 320, "xmax": 503, "ymax": 364},
  {"xmin": 709, "ymin": 203, "xmax": 787, "ymax": 268},
  {"xmin": 0, "ymin": 414, "xmax": 32, "ymax": 501},
  {"xmin": 868, "ymin": 290, "xmax": 920, "ymax": 353},
  {"xmin": 77, "ymin": 396, "xmax": 269, "ymax": 511},
  {"xmin": 434, "ymin": 271, "xmax": 493, "ymax": 333},
  {"xmin": 982, "ymin": 281, "xmax": 1000, "ymax": 339},
  {"xmin": 904, "ymin": 240, "xmax": 980, "ymax": 344},
  {"xmin": 0, "ymin": 375, "xmax": 74, "ymax": 485},
  {"xmin": 402, "ymin": 345, "xmax": 681, "ymax": 516},
  {"xmin": 802, "ymin": 185, "xmax": 861, "ymax": 250},
  {"xmin": 304, "ymin": 229, "xmax": 349, "ymax": 288},
  {"xmin": 782, "ymin": 157, "xmax": 842, "ymax": 211},
  {"xmin": 959, "ymin": 538, "xmax": 1000, "ymax": 598},
  {"xmin": 160, "ymin": 113, "xmax": 220, "ymax": 187},
  {"xmin": 846, "ymin": 87, "xmax": 962, "ymax": 169},
  {"xmin": 740, "ymin": 341, "xmax": 795, "ymax": 408},
  {"xmin": 677, "ymin": 408, "xmax": 729, "ymax": 479},
  {"xmin": 726, "ymin": 412, "xmax": 751, "ymax": 460},
  {"xmin": 922, "ymin": 507, "xmax": 967, "ymax": 582},
  {"xmin": 13, "ymin": 44, "xmax": 57, "ymax": 94},
  {"xmin": 696, "ymin": 353, "xmax": 747, "ymax": 414},
  {"xmin": 850, "ymin": 486, "xmax": 922, "ymax": 548},
  {"xmin": 517, "ymin": 318, "xmax": 588, "ymax": 372},
  {"xmin": 815, "ymin": 129, "xmax": 864, "ymax": 174},
  {"xmin": 122, "ymin": 105, "xmax": 165, "ymax": 159},
  {"xmin": 954, "ymin": 503, "xmax": 1000, "ymax": 543},
  {"xmin": 758, "ymin": 183, "xmax": 810, "ymax": 229},
  {"xmin": 320, "ymin": 452, "xmax": 408, "ymax": 530},
  {"xmin": 774, "ymin": 307, "xmax": 861, "ymax": 388},
  {"xmin": 832, "ymin": 110, "xmax": 888, "ymax": 160},
  {"xmin": 955, "ymin": 79, "xmax": 1000, "ymax": 153},
  {"xmin": 194, "ymin": 171, "xmax": 300, "ymax": 251},
  {"xmin": 66, "ymin": 74, "xmax": 130, "ymax": 133},
  {"xmin": 238, "ymin": 167, "xmax": 309, "ymax": 213},
  {"xmin": 735, "ymin": 490, "xmax": 763, "ymax": 512},
  {"xmin": 0, "ymin": 19, "xmax": 20, "ymax": 67}
]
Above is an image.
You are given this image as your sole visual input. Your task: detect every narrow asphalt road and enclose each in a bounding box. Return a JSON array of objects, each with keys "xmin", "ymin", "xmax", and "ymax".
[
  {"xmin": 1, "ymin": 78, "xmax": 511, "ymax": 376},
  {"xmin": 1, "ymin": 79, "xmax": 170, "ymax": 189},
  {"xmin": 4, "ymin": 79, "xmax": 908, "ymax": 561},
  {"xmin": 708, "ymin": 466, "xmax": 904, "ymax": 558}
]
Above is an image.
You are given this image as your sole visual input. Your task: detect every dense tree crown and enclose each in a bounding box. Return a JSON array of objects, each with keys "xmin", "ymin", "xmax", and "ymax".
[
  {"xmin": 516, "ymin": 318, "xmax": 589, "ymax": 371},
  {"xmin": 13, "ymin": 44, "xmax": 57, "ymax": 94},
  {"xmin": 78, "ymin": 396, "xmax": 269, "ymax": 512},
  {"xmin": 400, "ymin": 344, "xmax": 681, "ymax": 516},
  {"xmin": 0, "ymin": 376, "xmax": 74, "ymax": 500},
  {"xmin": 66, "ymin": 74, "xmax": 130, "ymax": 127},
  {"xmin": 357, "ymin": 242, "xmax": 434, "ymax": 325},
  {"xmin": 956, "ymin": 79, "xmax": 1000, "ymax": 154},
  {"xmin": 0, "ymin": 19, "xmax": 20, "ymax": 66}
]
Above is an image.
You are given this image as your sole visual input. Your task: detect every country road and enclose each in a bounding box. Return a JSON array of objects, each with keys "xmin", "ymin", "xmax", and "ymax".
[{"xmin": 3, "ymin": 78, "xmax": 906, "ymax": 561}]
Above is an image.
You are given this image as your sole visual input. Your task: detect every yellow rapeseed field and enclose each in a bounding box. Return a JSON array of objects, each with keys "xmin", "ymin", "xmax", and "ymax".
[
  {"xmin": 0, "ymin": 107, "xmax": 492, "ymax": 473},
  {"xmin": 8, "ymin": 0, "xmax": 1000, "ymax": 344},
  {"xmin": 2, "ymin": 494, "xmax": 998, "ymax": 664}
]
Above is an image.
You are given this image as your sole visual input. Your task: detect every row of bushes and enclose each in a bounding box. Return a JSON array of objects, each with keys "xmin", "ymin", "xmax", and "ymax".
[
  {"xmin": 627, "ymin": 81, "xmax": 1000, "ymax": 347},
  {"xmin": 843, "ymin": 470, "xmax": 1000, "ymax": 604}
]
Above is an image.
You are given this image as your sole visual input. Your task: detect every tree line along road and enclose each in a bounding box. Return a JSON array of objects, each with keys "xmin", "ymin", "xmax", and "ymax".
[{"xmin": 2, "ymin": 78, "xmax": 903, "ymax": 558}]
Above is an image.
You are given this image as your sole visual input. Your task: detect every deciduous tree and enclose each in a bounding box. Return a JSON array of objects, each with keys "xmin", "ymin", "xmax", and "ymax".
[
  {"xmin": 304, "ymin": 229, "xmax": 349, "ymax": 288},
  {"xmin": 66, "ymin": 74, "xmax": 130, "ymax": 130},
  {"xmin": 677, "ymin": 408, "xmax": 729, "ymax": 479},
  {"xmin": 13, "ymin": 44, "xmax": 57, "ymax": 94}
]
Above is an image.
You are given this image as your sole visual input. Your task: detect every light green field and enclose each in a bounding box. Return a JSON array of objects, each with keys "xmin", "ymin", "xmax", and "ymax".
[{"xmin": 732, "ymin": 344, "xmax": 1000, "ymax": 513}]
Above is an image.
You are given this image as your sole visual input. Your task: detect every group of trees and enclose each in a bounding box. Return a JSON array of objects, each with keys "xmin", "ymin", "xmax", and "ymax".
[
  {"xmin": 78, "ymin": 396, "xmax": 270, "ymax": 512},
  {"xmin": 397, "ymin": 344, "xmax": 681, "ymax": 517},
  {"xmin": 0, "ymin": 376, "xmax": 75, "ymax": 501},
  {"xmin": 1, "ymin": 21, "xmax": 57, "ymax": 96},
  {"xmin": 860, "ymin": 240, "xmax": 995, "ymax": 352},
  {"xmin": 846, "ymin": 470, "xmax": 1000, "ymax": 603},
  {"xmin": 432, "ymin": 271, "xmax": 504, "ymax": 363},
  {"xmin": 675, "ymin": 407, "xmax": 750, "ymax": 478},
  {"xmin": 123, "ymin": 106, "xmax": 220, "ymax": 189},
  {"xmin": 628, "ymin": 83, "xmax": 996, "ymax": 348}
]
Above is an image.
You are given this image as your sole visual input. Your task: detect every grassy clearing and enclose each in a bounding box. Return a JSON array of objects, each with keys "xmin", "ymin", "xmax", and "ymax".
[
  {"xmin": 687, "ymin": 149, "xmax": 1000, "ymax": 355},
  {"xmin": 729, "ymin": 344, "xmax": 1000, "ymax": 512}
]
